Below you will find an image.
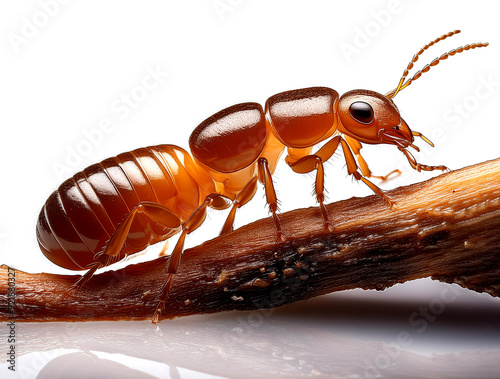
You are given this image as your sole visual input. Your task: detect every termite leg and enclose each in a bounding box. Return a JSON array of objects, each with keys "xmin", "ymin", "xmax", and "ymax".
[
  {"xmin": 398, "ymin": 147, "xmax": 448, "ymax": 172},
  {"xmin": 353, "ymin": 171, "xmax": 394, "ymax": 207},
  {"xmin": 356, "ymin": 153, "xmax": 401, "ymax": 181},
  {"xmin": 314, "ymin": 159, "xmax": 331, "ymax": 230},
  {"xmin": 158, "ymin": 241, "xmax": 170, "ymax": 257},
  {"xmin": 71, "ymin": 254, "xmax": 114, "ymax": 294},
  {"xmin": 290, "ymin": 155, "xmax": 332, "ymax": 231},
  {"xmin": 71, "ymin": 201, "xmax": 182, "ymax": 294},
  {"xmin": 340, "ymin": 138, "xmax": 394, "ymax": 207},
  {"xmin": 220, "ymin": 176, "xmax": 259, "ymax": 235},
  {"xmin": 344, "ymin": 135, "xmax": 401, "ymax": 181},
  {"xmin": 152, "ymin": 193, "xmax": 231, "ymax": 324},
  {"xmin": 258, "ymin": 157, "xmax": 284, "ymax": 241},
  {"xmin": 289, "ymin": 136, "xmax": 350, "ymax": 230}
]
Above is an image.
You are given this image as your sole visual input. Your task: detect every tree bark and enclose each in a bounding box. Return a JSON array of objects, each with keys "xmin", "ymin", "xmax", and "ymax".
[{"xmin": 1, "ymin": 158, "xmax": 499, "ymax": 322}]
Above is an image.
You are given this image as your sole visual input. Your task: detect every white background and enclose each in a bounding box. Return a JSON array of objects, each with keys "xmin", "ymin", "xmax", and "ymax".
[{"xmin": 1, "ymin": 1, "xmax": 500, "ymax": 378}]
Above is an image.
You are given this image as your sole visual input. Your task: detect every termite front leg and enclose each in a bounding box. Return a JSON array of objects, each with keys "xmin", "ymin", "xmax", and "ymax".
[
  {"xmin": 72, "ymin": 201, "xmax": 182, "ymax": 293},
  {"xmin": 398, "ymin": 146, "xmax": 448, "ymax": 172},
  {"xmin": 258, "ymin": 157, "xmax": 284, "ymax": 241},
  {"xmin": 344, "ymin": 135, "xmax": 401, "ymax": 181},
  {"xmin": 152, "ymin": 193, "xmax": 231, "ymax": 323},
  {"xmin": 340, "ymin": 138, "xmax": 395, "ymax": 207}
]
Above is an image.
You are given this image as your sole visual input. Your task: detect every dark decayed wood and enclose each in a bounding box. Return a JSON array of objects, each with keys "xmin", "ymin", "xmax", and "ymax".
[{"xmin": 1, "ymin": 158, "xmax": 499, "ymax": 322}]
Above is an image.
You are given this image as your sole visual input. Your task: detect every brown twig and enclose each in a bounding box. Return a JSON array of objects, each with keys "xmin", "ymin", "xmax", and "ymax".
[{"xmin": 1, "ymin": 158, "xmax": 500, "ymax": 322}]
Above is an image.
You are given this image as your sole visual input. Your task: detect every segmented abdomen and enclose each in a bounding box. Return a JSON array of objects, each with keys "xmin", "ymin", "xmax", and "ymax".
[{"xmin": 36, "ymin": 144, "xmax": 205, "ymax": 270}]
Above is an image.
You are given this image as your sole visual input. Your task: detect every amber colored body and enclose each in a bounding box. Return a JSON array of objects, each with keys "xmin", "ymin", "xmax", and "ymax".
[
  {"xmin": 36, "ymin": 88, "xmax": 340, "ymax": 270},
  {"xmin": 36, "ymin": 30, "xmax": 487, "ymax": 322},
  {"xmin": 36, "ymin": 146, "xmax": 215, "ymax": 270},
  {"xmin": 33, "ymin": 85, "xmax": 442, "ymax": 269}
]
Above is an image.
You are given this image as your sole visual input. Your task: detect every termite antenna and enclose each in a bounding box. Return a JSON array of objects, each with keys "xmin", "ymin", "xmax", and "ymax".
[
  {"xmin": 386, "ymin": 30, "xmax": 489, "ymax": 99},
  {"xmin": 387, "ymin": 30, "xmax": 461, "ymax": 98}
]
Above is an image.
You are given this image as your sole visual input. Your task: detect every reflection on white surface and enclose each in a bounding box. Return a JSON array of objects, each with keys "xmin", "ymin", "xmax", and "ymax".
[{"xmin": 1, "ymin": 279, "xmax": 500, "ymax": 378}]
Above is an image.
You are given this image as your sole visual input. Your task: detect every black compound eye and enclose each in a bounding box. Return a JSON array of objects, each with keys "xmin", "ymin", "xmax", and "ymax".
[{"xmin": 349, "ymin": 101, "xmax": 374, "ymax": 124}]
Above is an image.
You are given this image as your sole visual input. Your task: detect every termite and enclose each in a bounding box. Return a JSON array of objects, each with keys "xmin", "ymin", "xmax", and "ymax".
[{"xmin": 36, "ymin": 30, "xmax": 488, "ymax": 322}]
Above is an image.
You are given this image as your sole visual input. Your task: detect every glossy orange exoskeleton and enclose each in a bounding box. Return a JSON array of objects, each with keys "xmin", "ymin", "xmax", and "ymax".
[{"xmin": 36, "ymin": 31, "xmax": 488, "ymax": 322}]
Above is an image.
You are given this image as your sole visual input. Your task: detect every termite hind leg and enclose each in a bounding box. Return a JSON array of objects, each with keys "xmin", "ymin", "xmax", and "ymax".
[
  {"xmin": 69, "ymin": 262, "xmax": 100, "ymax": 295},
  {"xmin": 153, "ymin": 274, "xmax": 175, "ymax": 324},
  {"xmin": 69, "ymin": 252, "xmax": 116, "ymax": 294},
  {"xmin": 152, "ymin": 193, "xmax": 231, "ymax": 323},
  {"xmin": 70, "ymin": 201, "xmax": 182, "ymax": 295},
  {"xmin": 258, "ymin": 158, "xmax": 285, "ymax": 241}
]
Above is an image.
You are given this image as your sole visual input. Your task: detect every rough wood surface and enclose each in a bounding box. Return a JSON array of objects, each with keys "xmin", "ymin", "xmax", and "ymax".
[{"xmin": 1, "ymin": 158, "xmax": 499, "ymax": 322}]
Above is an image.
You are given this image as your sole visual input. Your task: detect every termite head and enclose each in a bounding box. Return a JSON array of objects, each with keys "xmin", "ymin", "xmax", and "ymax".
[
  {"xmin": 338, "ymin": 30, "xmax": 488, "ymax": 151},
  {"xmin": 337, "ymin": 89, "xmax": 414, "ymax": 148}
]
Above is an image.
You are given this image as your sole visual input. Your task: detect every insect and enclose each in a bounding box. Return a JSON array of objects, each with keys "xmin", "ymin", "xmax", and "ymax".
[{"xmin": 36, "ymin": 30, "xmax": 487, "ymax": 322}]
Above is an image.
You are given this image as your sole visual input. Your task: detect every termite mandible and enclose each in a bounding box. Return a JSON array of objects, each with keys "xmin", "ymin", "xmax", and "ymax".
[{"xmin": 36, "ymin": 30, "xmax": 488, "ymax": 322}]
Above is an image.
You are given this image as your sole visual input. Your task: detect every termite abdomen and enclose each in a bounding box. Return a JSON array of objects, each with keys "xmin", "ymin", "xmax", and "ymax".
[{"xmin": 36, "ymin": 145, "xmax": 206, "ymax": 271}]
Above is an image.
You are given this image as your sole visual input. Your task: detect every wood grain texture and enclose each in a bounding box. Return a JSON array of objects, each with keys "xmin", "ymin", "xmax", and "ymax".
[{"xmin": 1, "ymin": 158, "xmax": 499, "ymax": 322}]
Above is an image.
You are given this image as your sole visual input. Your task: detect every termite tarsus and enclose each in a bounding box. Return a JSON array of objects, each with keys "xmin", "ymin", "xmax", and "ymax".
[{"xmin": 36, "ymin": 30, "xmax": 488, "ymax": 322}]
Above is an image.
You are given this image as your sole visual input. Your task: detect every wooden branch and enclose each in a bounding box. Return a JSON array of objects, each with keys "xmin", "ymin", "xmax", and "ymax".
[{"xmin": 1, "ymin": 158, "xmax": 500, "ymax": 322}]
